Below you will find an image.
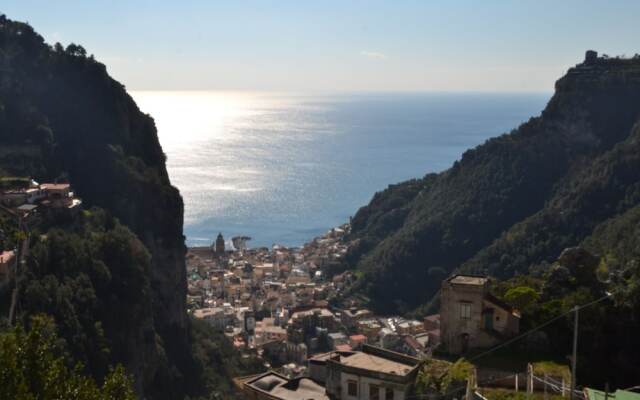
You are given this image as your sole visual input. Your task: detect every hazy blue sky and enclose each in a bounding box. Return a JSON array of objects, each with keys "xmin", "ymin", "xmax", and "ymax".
[{"xmin": 4, "ymin": 1, "xmax": 640, "ymax": 91}]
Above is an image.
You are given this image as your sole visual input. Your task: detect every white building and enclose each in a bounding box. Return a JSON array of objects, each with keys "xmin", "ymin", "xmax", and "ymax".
[{"xmin": 309, "ymin": 345, "xmax": 420, "ymax": 400}]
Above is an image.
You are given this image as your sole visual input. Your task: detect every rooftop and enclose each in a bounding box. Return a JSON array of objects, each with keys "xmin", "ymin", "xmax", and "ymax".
[
  {"xmin": 40, "ymin": 183, "xmax": 70, "ymax": 190},
  {"xmin": 193, "ymin": 307, "xmax": 223, "ymax": 318},
  {"xmin": 448, "ymin": 274, "xmax": 488, "ymax": 286},
  {"xmin": 244, "ymin": 372, "xmax": 329, "ymax": 400},
  {"xmin": 339, "ymin": 351, "xmax": 415, "ymax": 376}
]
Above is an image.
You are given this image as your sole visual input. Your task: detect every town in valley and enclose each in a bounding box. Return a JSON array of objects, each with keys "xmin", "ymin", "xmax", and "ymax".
[{"xmin": 186, "ymin": 228, "xmax": 578, "ymax": 400}]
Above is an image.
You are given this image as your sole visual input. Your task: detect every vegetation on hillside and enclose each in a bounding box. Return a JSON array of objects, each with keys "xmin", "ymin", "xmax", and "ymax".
[
  {"xmin": 412, "ymin": 358, "xmax": 473, "ymax": 399},
  {"xmin": 189, "ymin": 317, "xmax": 264, "ymax": 399},
  {"xmin": 345, "ymin": 54, "xmax": 640, "ymax": 319},
  {"xmin": 0, "ymin": 315, "xmax": 136, "ymax": 400},
  {"xmin": 341, "ymin": 53, "xmax": 640, "ymax": 389},
  {"xmin": 489, "ymin": 219, "xmax": 640, "ymax": 388},
  {"xmin": 0, "ymin": 15, "xmax": 254, "ymax": 399}
]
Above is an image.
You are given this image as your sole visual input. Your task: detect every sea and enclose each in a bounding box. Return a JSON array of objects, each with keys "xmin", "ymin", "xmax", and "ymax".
[{"xmin": 131, "ymin": 91, "xmax": 550, "ymax": 248}]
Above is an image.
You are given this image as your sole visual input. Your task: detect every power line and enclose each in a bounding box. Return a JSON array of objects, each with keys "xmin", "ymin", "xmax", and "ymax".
[
  {"xmin": 405, "ymin": 293, "xmax": 615, "ymax": 400},
  {"xmin": 468, "ymin": 293, "xmax": 613, "ymax": 363}
]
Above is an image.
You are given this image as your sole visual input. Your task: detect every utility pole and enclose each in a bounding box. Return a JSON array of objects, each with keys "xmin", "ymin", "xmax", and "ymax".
[{"xmin": 570, "ymin": 306, "xmax": 579, "ymax": 400}]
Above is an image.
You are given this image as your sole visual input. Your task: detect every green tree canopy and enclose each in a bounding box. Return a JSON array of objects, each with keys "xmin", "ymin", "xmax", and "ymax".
[
  {"xmin": 0, "ymin": 315, "xmax": 135, "ymax": 400},
  {"xmin": 504, "ymin": 286, "xmax": 540, "ymax": 312}
]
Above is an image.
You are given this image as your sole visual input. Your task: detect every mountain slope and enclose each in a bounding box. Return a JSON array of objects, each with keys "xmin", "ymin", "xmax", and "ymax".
[
  {"xmin": 347, "ymin": 52, "xmax": 640, "ymax": 314},
  {"xmin": 0, "ymin": 16, "xmax": 191, "ymax": 398}
]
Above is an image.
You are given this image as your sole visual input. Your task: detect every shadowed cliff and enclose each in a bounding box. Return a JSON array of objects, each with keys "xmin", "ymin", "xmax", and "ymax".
[{"xmin": 0, "ymin": 15, "xmax": 191, "ymax": 398}]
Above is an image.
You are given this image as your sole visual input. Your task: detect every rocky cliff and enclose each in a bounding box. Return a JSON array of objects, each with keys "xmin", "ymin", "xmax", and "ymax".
[{"xmin": 0, "ymin": 16, "xmax": 191, "ymax": 398}]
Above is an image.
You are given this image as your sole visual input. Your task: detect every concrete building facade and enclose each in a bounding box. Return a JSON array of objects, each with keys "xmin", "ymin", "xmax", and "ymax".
[
  {"xmin": 440, "ymin": 275, "xmax": 520, "ymax": 354},
  {"xmin": 309, "ymin": 345, "xmax": 420, "ymax": 400}
]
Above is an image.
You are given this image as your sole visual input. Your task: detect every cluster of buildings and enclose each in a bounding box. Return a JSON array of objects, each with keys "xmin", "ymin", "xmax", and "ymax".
[
  {"xmin": 239, "ymin": 345, "xmax": 421, "ymax": 400},
  {"xmin": 187, "ymin": 226, "xmax": 353, "ymax": 354},
  {"xmin": 0, "ymin": 178, "xmax": 82, "ymax": 283},
  {"xmin": 189, "ymin": 222, "xmax": 527, "ymax": 399},
  {"xmin": 0, "ymin": 179, "xmax": 82, "ymax": 218}
]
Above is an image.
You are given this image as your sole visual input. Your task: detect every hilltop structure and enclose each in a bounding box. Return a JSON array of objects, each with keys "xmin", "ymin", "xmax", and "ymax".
[{"xmin": 440, "ymin": 275, "xmax": 520, "ymax": 354}]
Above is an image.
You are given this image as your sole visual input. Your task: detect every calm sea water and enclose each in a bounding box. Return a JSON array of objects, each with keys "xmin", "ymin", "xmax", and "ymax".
[{"xmin": 131, "ymin": 91, "xmax": 549, "ymax": 248}]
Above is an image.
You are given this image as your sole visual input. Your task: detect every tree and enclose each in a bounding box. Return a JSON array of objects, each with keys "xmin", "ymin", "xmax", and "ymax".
[
  {"xmin": 0, "ymin": 315, "xmax": 136, "ymax": 400},
  {"xmin": 504, "ymin": 286, "xmax": 540, "ymax": 312},
  {"xmin": 65, "ymin": 43, "xmax": 86, "ymax": 57}
]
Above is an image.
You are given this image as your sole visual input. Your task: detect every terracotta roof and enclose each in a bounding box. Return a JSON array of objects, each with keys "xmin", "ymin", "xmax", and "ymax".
[
  {"xmin": 403, "ymin": 335, "xmax": 423, "ymax": 350},
  {"xmin": 349, "ymin": 334, "xmax": 367, "ymax": 342}
]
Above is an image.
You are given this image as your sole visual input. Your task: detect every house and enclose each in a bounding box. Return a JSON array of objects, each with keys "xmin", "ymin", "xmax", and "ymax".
[
  {"xmin": 378, "ymin": 328, "xmax": 401, "ymax": 350},
  {"xmin": 309, "ymin": 345, "xmax": 421, "ymax": 400},
  {"xmin": 396, "ymin": 320, "xmax": 424, "ymax": 336},
  {"xmin": 328, "ymin": 332, "xmax": 349, "ymax": 349},
  {"xmin": 440, "ymin": 274, "xmax": 520, "ymax": 354},
  {"xmin": 400, "ymin": 335, "xmax": 425, "ymax": 358},
  {"xmin": 192, "ymin": 306, "xmax": 235, "ymax": 330},
  {"xmin": 340, "ymin": 308, "xmax": 372, "ymax": 330},
  {"xmin": 40, "ymin": 183, "xmax": 73, "ymax": 208},
  {"xmin": 255, "ymin": 318, "xmax": 287, "ymax": 344},
  {"xmin": 357, "ymin": 319, "xmax": 383, "ymax": 342}
]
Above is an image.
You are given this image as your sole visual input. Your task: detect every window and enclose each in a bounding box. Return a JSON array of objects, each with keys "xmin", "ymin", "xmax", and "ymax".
[
  {"xmin": 386, "ymin": 387, "xmax": 394, "ymax": 399},
  {"xmin": 460, "ymin": 303, "xmax": 471, "ymax": 319},
  {"xmin": 370, "ymin": 384, "xmax": 380, "ymax": 400},
  {"xmin": 348, "ymin": 380, "xmax": 358, "ymax": 397}
]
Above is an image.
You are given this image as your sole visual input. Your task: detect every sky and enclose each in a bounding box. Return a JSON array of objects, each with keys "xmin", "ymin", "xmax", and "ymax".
[{"xmin": 3, "ymin": 0, "xmax": 640, "ymax": 92}]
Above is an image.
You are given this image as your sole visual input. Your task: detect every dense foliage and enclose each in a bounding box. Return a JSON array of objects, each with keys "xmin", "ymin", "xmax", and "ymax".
[
  {"xmin": 345, "ymin": 55, "xmax": 640, "ymax": 318},
  {"xmin": 412, "ymin": 358, "xmax": 473, "ymax": 399},
  {"xmin": 11, "ymin": 209, "xmax": 156, "ymax": 389},
  {"xmin": 490, "ymin": 221, "xmax": 640, "ymax": 389},
  {"xmin": 189, "ymin": 317, "xmax": 264, "ymax": 400},
  {"xmin": 0, "ymin": 15, "xmax": 201, "ymax": 398},
  {"xmin": 0, "ymin": 315, "xmax": 136, "ymax": 400}
]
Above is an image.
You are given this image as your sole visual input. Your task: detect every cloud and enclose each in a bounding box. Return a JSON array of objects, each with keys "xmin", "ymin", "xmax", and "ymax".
[{"xmin": 360, "ymin": 50, "xmax": 387, "ymax": 59}]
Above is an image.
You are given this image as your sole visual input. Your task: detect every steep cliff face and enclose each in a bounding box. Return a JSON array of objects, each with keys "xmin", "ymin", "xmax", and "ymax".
[
  {"xmin": 347, "ymin": 52, "xmax": 640, "ymax": 314},
  {"xmin": 0, "ymin": 16, "xmax": 190, "ymax": 398}
]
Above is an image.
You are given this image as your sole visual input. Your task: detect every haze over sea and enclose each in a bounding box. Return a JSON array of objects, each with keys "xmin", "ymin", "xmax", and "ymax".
[{"xmin": 131, "ymin": 91, "xmax": 549, "ymax": 248}]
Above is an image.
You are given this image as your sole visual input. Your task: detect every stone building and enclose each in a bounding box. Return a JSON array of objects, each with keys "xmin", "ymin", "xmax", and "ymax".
[{"xmin": 440, "ymin": 275, "xmax": 520, "ymax": 354}]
